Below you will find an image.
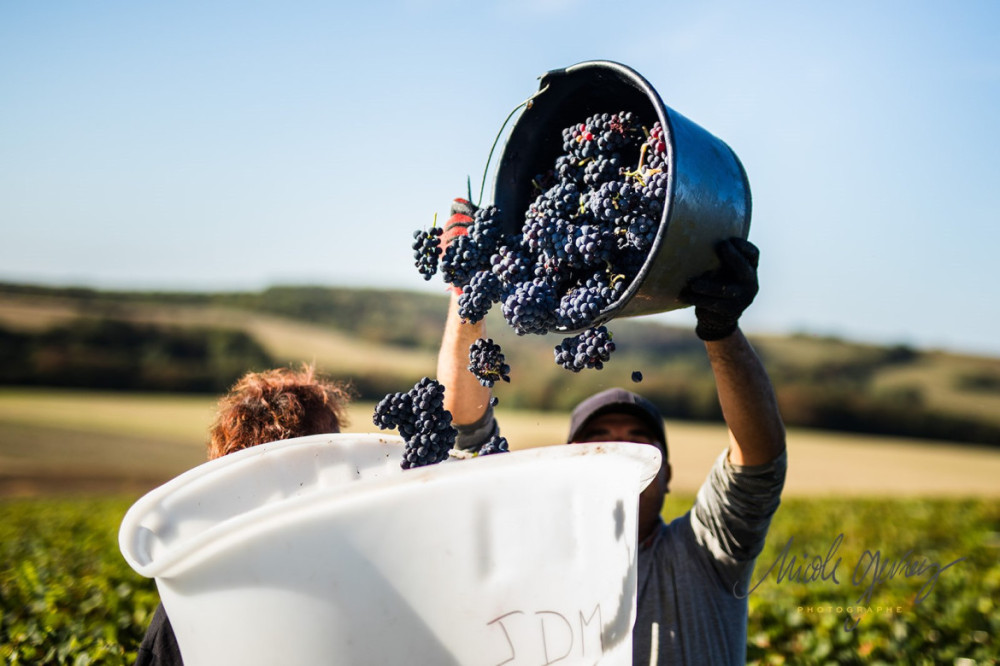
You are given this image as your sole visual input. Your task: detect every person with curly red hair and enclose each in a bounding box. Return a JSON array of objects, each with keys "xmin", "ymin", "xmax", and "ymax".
[
  {"xmin": 206, "ymin": 364, "xmax": 354, "ymax": 460},
  {"xmin": 137, "ymin": 364, "xmax": 354, "ymax": 666}
]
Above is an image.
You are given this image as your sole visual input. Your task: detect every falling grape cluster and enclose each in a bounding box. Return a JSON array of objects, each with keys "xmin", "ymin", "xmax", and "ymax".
[
  {"xmin": 373, "ymin": 377, "xmax": 457, "ymax": 469},
  {"xmin": 467, "ymin": 338, "xmax": 510, "ymax": 387},
  {"xmin": 478, "ymin": 434, "xmax": 510, "ymax": 456},
  {"xmin": 412, "ymin": 226, "xmax": 443, "ymax": 281},
  {"xmin": 553, "ymin": 325, "xmax": 616, "ymax": 372}
]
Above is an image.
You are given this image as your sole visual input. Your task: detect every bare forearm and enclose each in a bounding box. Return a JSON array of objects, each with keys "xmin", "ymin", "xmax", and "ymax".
[
  {"xmin": 705, "ymin": 328, "xmax": 786, "ymax": 466},
  {"xmin": 437, "ymin": 293, "xmax": 492, "ymax": 425}
]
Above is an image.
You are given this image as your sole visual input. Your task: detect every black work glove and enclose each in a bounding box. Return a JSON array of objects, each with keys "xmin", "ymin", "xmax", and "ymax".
[{"xmin": 680, "ymin": 237, "xmax": 760, "ymax": 341}]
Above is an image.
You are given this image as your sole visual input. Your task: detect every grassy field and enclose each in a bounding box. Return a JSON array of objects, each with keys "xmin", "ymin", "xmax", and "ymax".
[
  {"xmin": 3, "ymin": 388, "xmax": 1000, "ymax": 498},
  {"xmin": 2, "ymin": 389, "xmax": 999, "ymax": 663},
  {"xmin": 2, "ymin": 495, "xmax": 997, "ymax": 664}
]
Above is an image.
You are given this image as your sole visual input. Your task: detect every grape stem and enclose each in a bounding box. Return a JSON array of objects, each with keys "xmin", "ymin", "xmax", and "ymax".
[{"xmin": 621, "ymin": 143, "xmax": 663, "ymax": 187}]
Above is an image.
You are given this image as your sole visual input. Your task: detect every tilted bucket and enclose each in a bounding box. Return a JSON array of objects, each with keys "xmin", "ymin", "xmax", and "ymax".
[
  {"xmin": 119, "ymin": 433, "xmax": 661, "ymax": 665},
  {"xmin": 493, "ymin": 60, "xmax": 752, "ymax": 331}
]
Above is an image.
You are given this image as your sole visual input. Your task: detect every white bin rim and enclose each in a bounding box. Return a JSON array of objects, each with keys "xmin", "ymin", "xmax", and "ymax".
[{"xmin": 119, "ymin": 433, "xmax": 662, "ymax": 580}]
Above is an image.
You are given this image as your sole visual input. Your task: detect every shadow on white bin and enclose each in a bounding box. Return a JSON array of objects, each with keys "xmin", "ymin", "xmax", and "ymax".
[{"xmin": 119, "ymin": 433, "xmax": 661, "ymax": 665}]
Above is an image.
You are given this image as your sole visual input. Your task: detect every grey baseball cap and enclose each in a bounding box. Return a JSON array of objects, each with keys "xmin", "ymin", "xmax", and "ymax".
[{"xmin": 567, "ymin": 388, "xmax": 667, "ymax": 457}]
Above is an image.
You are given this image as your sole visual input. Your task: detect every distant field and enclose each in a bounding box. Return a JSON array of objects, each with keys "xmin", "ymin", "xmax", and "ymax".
[
  {"xmin": 869, "ymin": 350, "xmax": 1000, "ymax": 421},
  {"xmin": 3, "ymin": 388, "xmax": 1000, "ymax": 498},
  {"xmin": 455, "ymin": 408, "xmax": 1000, "ymax": 497},
  {"xmin": 0, "ymin": 388, "xmax": 216, "ymax": 441},
  {"xmin": 0, "ymin": 296, "xmax": 437, "ymax": 378},
  {"xmin": 0, "ymin": 388, "xmax": 212, "ymax": 496}
]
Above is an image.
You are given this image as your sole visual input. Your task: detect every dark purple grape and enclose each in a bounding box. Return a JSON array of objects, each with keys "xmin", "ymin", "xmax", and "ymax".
[
  {"xmin": 555, "ymin": 271, "xmax": 625, "ymax": 330},
  {"xmin": 553, "ymin": 326, "xmax": 616, "ymax": 372},
  {"xmin": 373, "ymin": 391, "xmax": 412, "ymax": 430},
  {"xmin": 479, "ymin": 435, "xmax": 509, "ymax": 456},
  {"xmin": 411, "ymin": 227, "xmax": 442, "ymax": 281},
  {"xmin": 583, "ymin": 153, "xmax": 624, "ymax": 187},
  {"xmin": 501, "ymin": 278, "xmax": 559, "ymax": 335},
  {"xmin": 373, "ymin": 377, "xmax": 456, "ymax": 469},
  {"xmin": 491, "ymin": 244, "xmax": 533, "ymax": 287},
  {"xmin": 441, "ymin": 233, "xmax": 490, "ymax": 289},
  {"xmin": 570, "ymin": 224, "xmax": 614, "ymax": 266},
  {"xmin": 468, "ymin": 338, "xmax": 510, "ymax": 387},
  {"xmin": 522, "ymin": 216, "xmax": 575, "ymax": 276},
  {"xmin": 457, "ymin": 270, "xmax": 503, "ymax": 324},
  {"xmin": 644, "ymin": 121, "xmax": 668, "ymax": 172},
  {"xmin": 625, "ymin": 214, "xmax": 657, "ymax": 253},
  {"xmin": 553, "ymin": 154, "xmax": 585, "ymax": 185},
  {"xmin": 469, "ymin": 205, "xmax": 506, "ymax": 258}
]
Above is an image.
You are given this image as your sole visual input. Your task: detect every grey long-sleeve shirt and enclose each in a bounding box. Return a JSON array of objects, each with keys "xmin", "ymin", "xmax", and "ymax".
[
  {"xmin": 633, "ymin": 449, "xmax": 786, "ymax": 665},
  {"xmin": 458, "ymin": 412, "xmax": 787, "ymax": 665}
]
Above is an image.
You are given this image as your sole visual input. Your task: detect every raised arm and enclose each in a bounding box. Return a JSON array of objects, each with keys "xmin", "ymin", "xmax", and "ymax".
[
  {"xmin": 437, "ymin": 290, "xmax": 492, "ymax": 425},
  {"xmin": 682, "ymin": 238, "xmax": 786, "ymax": 465},
  {"xmin": 706, "ymin": 329, "xmax": 785, "ymax": 465},
  {"xmin": 435, "ymin": 197, "xmax": 493, "ymax": 428}
]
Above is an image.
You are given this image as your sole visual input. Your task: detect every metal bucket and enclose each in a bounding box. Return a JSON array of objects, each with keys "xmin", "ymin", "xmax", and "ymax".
[{"xmin": 492, "ymin": 60, "xmax": 752, "ymax": 331}]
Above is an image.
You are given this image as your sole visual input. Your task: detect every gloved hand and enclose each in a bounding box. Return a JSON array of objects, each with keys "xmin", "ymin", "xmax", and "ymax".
[
  {"xmin": 680, "ymin": 237, "xmax": 760, "ymax": 341},
  {"xmin": 441, "ymin": 199, "xmax": 476, "ymax": 294},
  {"xmin": 442, "ymin": 198, "xmax": 477, "ymax": 251}
]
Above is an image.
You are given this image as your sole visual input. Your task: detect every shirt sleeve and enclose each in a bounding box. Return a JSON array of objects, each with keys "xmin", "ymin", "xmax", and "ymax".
[
  {"xmin": 135, "ymin": 603, "xmax": 184, "ymax": 666},
  {"xmin": 453, "ymin": 404, "xmax": 500, "ymax": 452},
  {"xmin": 689, "ymin": 448, "xmax": 787, "ymax": 595}
]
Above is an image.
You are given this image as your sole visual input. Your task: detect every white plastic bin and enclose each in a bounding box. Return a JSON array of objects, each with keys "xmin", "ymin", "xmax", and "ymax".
[{"xmin": 119, "ymin": 433, "xmax": 661, "ymax": 665}]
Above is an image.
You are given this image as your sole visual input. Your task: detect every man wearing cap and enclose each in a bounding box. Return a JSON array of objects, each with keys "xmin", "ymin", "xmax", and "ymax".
[{"xmin": 437, "ymin": 201, "xmax": 787, "ymax": 666}]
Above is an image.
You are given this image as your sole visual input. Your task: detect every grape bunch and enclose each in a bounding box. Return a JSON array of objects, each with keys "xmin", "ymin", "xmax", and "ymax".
[
  {"xmin": 553, "ymin": 325, "xmax": 616, "ymax": 372},
  {"xmin": 438, "ymin": 204, "xmax": 508, "ymax": 291},
  {"xmin": 644, "ymin": 122, "xmax": 668, "ymax": 172},
  {"xmin": 411, "ymin": 226, "xmax": 442, "ymax": 281},
  {"xmin": 501, "ymin": 277, "xmax": 559, "ymax": 335},
  {"xmin": 439, "ymin": 232, "xmax": 485, "ymax": 289},
  {"xmin": 467, "ymin": 338, "xmax": 510, "ymax": 387},
  {"xmin": 556, "ymin": 273, "xmax": 625, "ymax": 331},
  {"xmin": 373, "ymin": 377, "xmax": 457, "ymax": 469},
  {"xmin": 478, "ymin": 434, "xmax": 509, "ymax": 456},
  {"xmin": 468, "ymin": 205, "xmax": 506, "ymax": 257},
  {"xmin": 413, "ymin": 109, "xmax": 670, "ymax": 375},
  {"xmin": 457, "ymin": 270, "xmax": 503, "ymax": 324}
]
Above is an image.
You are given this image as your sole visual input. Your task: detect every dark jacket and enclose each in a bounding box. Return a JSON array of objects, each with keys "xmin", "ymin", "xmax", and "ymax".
[{"xmin": 135, "ymin": 603, "xmax": 183, "ymax": 666}]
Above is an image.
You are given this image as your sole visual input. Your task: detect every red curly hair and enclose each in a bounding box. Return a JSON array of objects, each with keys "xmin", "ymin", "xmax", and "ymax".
[{"xmin": 207, "ymin": 364, "xmax": 354, "ymax": 460}]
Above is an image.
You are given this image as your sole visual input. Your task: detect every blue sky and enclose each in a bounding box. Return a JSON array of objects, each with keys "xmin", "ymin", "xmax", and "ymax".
[{"xmin": 2, "ymin": 1, "xmax": 999, "ymax": 356}]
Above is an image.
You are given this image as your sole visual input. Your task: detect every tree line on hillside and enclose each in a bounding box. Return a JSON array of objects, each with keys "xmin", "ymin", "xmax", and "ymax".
[
  {"xmin": 0, "ymin": 319, "xmax": 273, "ymax": 393},
  {"xmin": 2, "ymin": 283, "xmax": 999, "ymax": 446},
  {"xmin": 2, "ymin": 316, "xmax": 999, "ymax": 447},
  {"xmin": 0, "ymin": 282, "xmax": 450, "ymax": 350}
]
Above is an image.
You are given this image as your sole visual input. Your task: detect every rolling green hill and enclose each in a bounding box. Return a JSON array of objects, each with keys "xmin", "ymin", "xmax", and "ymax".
[{"xmin": 1, "ymin": 282, "xmax": 998, "ymax": 445}]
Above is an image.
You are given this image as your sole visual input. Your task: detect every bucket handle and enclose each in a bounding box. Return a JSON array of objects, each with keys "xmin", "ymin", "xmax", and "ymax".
[{"xmin": 473, "ymin": 84, "xmax": 551, "ymax": 207}]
